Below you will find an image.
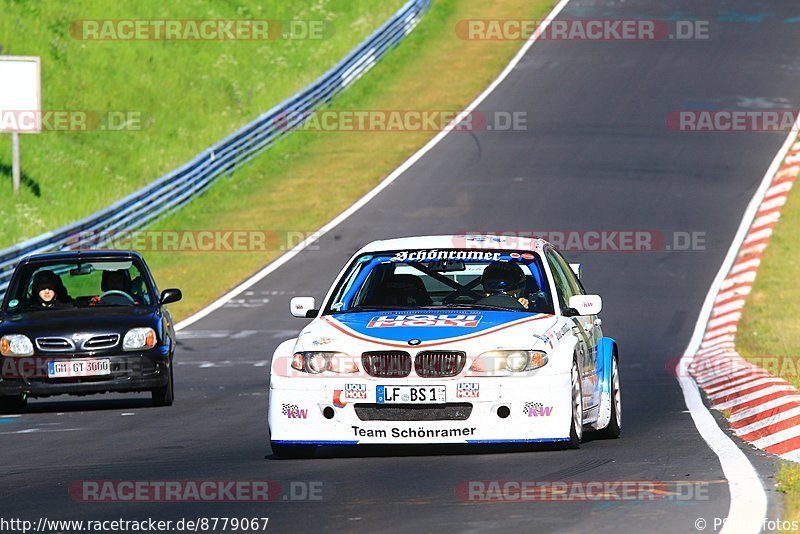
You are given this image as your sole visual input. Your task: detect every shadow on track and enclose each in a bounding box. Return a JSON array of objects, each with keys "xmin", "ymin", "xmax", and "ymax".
[{"xmin": 22, "ymin": 396, "xmax": 155, "ymax": 414}]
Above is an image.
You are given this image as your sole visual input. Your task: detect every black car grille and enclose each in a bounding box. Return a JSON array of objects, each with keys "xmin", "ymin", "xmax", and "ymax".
[
  {"xmin": 354, "ymin": 403, "xmax": 473, "ymax": 421},
  {"xmin": 362, "ymin": 351, "xmax": 412, "ymax": 378},
  {"xmin": 414, "ymin": 351, "xmax": 466, "ymax": 378},
  {"xmin": 35, "ymin": 337, "xmax": 75, "ymax": 352},
  {"xmin": 82, "ymin": 334, "xmax": 120, "ymax": 350}
]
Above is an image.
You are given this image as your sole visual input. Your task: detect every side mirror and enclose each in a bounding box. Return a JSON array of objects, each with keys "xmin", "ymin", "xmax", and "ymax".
[
  {"xmin": 567, "ymin": 294, "xmax": 602, "ymax": 316},
  {"xmin": 290, "ymin": 296, "xmax": 318, "ymax": 318},
  {"xmin": 569, "ymin": 263, "xmax": 582, "ymax": 279},
  {"xmin": 160, "ymin": 288, "xmax": 183, "ymax": 305}
]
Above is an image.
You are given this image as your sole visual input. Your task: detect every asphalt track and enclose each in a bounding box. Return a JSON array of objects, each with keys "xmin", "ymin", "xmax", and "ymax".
[{"xmin": 4, "ymin": 0, "xmax": 800, "ymax": 532}]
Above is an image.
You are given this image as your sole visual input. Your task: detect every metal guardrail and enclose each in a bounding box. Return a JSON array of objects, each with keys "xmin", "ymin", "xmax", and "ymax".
[{"xmin": 0, "ymin": 0, "xmax": 430, "ymax": 300}]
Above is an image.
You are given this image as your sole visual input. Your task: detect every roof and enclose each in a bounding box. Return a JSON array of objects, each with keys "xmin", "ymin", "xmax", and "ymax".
[
  {"xmin": 358, "ymin": 235, "xmax": 548, "ymax": 254},
  {"xmin": 21, "ymin": 249, "xmax": 143, "ymax": 264}
]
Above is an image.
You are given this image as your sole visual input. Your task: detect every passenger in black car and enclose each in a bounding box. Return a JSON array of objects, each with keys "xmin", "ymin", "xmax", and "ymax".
[{"xmin": 31, "ymin": 272, "xmax": 70, "ymax": 309}]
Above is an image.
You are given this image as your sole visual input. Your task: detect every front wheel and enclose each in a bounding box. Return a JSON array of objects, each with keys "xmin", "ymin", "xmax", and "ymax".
[
  {"xmin": 0, "ymin": 393, "xmax": 28, "ymax": 414},
  {"xmin": 151, "ymin": 364, "xmax": 174, "ymax": 407},
  {"xmin": 567, "ymin": 360, "xmax": 583, "ymax": 449},
  {"xmin": 597, "ymin": 355, "xmax": 621, "ymax": 439}
]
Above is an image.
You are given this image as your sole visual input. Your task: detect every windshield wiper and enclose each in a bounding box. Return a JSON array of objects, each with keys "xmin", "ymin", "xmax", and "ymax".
[
  {"xmin": 427, "ymin": 303, "xmax": 515, "ymax": 311},
  {"xmin": 343, "ymin": 305, "xmax": 423, "ymax": 312}
]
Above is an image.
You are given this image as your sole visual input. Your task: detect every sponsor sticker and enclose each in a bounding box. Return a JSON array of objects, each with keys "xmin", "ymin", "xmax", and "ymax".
[
  {"xmin": 524, "ymin": 402, "xmax": 553, "ymax": 417},
  {"xmin": 343, "ymin": 383, "xmax": 367, "ymax": 400},
  {"xmin": 457, "ymin": 382, "xmax": 480, "ymax": 398},
  {"xmin": 391, "ymin": 250, "xmax": 502, "ymax": 262},
  {"xmin": 367, "ymin": 314, "xmax": 482, "ymax": 328},
  {"xmin": 282, "ymin": 404, "xmax": 308, "ymax": 419}
]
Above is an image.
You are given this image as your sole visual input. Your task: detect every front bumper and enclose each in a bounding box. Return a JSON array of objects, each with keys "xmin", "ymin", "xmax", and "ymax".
[
  {"xmin": 268, "ymin": 372, "xmax": 572, "ymax": 445},
  {"xmin": 0, "ymin": 348, "xmax": 170, "ymax": 398}
]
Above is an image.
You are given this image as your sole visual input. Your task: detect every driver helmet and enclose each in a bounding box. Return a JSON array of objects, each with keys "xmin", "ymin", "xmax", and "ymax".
[{"xmin": 481, "ymin": 261, "xmax": 526, "ymax": 297}]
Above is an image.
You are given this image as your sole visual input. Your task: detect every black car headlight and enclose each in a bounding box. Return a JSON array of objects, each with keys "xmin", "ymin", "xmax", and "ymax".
[
  {"xmin": 0, "ymin": 335, "xmax": 34, "ymax": 357},
  {"xmin": 123, "ymin": 328, "xmax": 157, "ymax": 351}
]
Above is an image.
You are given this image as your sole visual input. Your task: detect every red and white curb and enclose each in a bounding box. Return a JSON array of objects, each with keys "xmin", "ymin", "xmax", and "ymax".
[{"xmin": 688, "ymin": 141, "xmax": 800, "ymax": 461}]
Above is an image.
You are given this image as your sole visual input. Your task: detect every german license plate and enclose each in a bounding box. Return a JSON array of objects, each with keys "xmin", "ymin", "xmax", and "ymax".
[
  {"xmin": 47, "ymin": 359, "xmax": 111, "ymax": 378},
  {"xmin": 376, "ymin": 385, "xmax": 446, "ymax": 404}
]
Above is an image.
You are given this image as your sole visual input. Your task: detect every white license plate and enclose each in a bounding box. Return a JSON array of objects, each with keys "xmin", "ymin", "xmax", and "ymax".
[
  {"xmin": 377, "ymin": 385, "xmax": 446, "ymax": 404},
  {"xmin": 47, "ymin": 359, "xmax": 111, "ymax": 378}
]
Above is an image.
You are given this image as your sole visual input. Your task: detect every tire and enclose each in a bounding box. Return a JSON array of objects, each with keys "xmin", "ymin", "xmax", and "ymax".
[
  {"xmin": 151, "ymin": 364, "xmax": 174, "ymax": 407},
  {"xmin": 0, "ymin": 393, "xmax": 27, "ymax": 414},
  {"xmin": 567, "ymin": 360, "xmax": 583, "ymax": 449},
  {"xmin": 270, "ymin": 441, "xmax": 316, "ymax": 459},
  {"xmin": 597, "ymin": 355, "xmax": 622, "ymax": 439}
]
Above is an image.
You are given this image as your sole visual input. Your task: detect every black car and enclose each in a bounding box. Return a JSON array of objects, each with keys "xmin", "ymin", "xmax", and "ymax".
[{"xmin": 0, "ymin": 250, "xmax": 181, "ymax": 412}]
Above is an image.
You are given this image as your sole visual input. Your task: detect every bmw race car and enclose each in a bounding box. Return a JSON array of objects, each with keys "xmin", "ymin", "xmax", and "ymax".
[{"xmin": 268, "ymin": 235, "xmax": 620, "ymax": 457}]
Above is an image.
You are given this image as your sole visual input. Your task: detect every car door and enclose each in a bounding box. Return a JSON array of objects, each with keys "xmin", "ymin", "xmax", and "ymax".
[{"xmin": 545, "ymin": 248, "xmax": 598, "ymax": 410}]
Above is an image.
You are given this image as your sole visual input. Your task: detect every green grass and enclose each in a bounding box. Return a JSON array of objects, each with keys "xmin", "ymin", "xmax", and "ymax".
[
  {"xmin": 0, "ymin": 0, "xmax": 405, "ymax": 244},
  {"xmin": 736, "ymin": 154, "xmax": 800, "ymax": 520},
  {"xmin": 777, "ymin": 463, "xmax": 800, "ymax": 531},
  {"xmin": 737, "ymin": 171, "xmax": 800, "ymax": 388},
  {"xmin": 136, "ymin": 0, "xmax": 557, "ymax": 320}
]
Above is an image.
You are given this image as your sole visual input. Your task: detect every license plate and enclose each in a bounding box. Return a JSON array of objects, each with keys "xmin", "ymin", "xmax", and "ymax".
[
  {"xmin": 47, "ymin": 359, "xmax": 111, "ymax": 378},
  {"xmin": 377, "ymin": 385, "xmax": 446, "ymax": 404}
]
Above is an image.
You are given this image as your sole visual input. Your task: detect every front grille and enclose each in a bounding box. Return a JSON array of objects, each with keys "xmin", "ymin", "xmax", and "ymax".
[
  {"xmin": 362, "ymin": 351, "xmax": 412, "ymax": 378},
  {"xmin": 414, "ymin": 351, "xmax": 466, "ymax": 378},
  {"xmin": 82, "ymin": 334, "xmax": 120, "ymax": 350},
  {"xmin": 354, "ymin": 403, "xmax": 473, "ymax": 421},
  {"xmin": 35, "ymin": 337, "xmax": 75, "ymax": 352}
]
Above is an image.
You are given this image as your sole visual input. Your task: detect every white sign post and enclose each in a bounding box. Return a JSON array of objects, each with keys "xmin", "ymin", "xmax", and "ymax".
[{"xmin": 0, "ymin": 56, "xmax": 42, "ymax": 196}]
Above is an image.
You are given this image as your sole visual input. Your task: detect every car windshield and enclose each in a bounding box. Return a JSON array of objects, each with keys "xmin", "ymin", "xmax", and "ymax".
[
  {"xmin": 325, "ymin": 249, "xmax": 554, "ymax": 314},
  {"xmin": 4, "ymin": 259, "xmax": 155, "ymax": 312}
]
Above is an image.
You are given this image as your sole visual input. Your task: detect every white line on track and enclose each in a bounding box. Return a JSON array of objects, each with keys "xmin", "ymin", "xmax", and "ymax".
[
  {"xmin": 679, "ymin": 115, "xmax": 800, "ymax": 534},
  {"xmin": 160, "ymin": 0, "xmax": 777, "ymax": 530},
  {"xmin": 174, "ymin": 0, "xmax": 574, "ymax": 332}
]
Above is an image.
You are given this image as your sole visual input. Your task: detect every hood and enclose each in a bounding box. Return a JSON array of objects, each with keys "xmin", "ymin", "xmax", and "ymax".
[
  {"xmin": 301, "ymin": 309, "xmax": 557, "ymax": 350},
  {"xmin": 0, "ymin": 306, "xmax": 158, "ymax": 337}
]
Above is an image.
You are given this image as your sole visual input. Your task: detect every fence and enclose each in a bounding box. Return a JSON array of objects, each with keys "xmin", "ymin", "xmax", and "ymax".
[{"xmin": 0, "ymin": 0, "xmax": 430, "ymax": 300}]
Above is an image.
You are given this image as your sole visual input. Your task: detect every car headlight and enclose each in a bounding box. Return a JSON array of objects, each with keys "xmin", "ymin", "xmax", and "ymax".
[
  {"xmin": 469, "ymin": 350, "xmax": 548, "ymax": 373},
  {"xmin": 123, "ymin": 328, "xmax": 157, "ymax": 351},
  {"xmin": 0, "ymin": 335, "xmax": 34, "ymax": 357},
  {"xmin": 291, "ymin": 352, "xmax": 359, "ymax": 374}
]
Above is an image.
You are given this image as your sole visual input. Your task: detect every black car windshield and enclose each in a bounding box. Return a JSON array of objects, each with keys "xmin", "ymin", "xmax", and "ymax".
[
  {"xmin": 325, "ymin": 250, "xmax": 555, "ymax": 314},
  {"xmin": 5, "ymin": 259, "xmax": 154, "ymax": 312}
]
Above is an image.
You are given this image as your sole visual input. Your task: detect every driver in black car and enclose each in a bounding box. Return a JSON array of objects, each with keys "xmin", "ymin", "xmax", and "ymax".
[
  {"xmin": 478, "ymin": 261, "xmax": 532, "ymax": 310},
  {"xmin": 89, "ymin": 270, "xmax": 135, "ymax": 306}
]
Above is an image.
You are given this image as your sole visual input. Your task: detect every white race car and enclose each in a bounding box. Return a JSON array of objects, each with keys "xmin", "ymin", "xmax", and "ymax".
[{"xmin": 268, "ymin": 235, "xmax": 620, "ymax": 457}]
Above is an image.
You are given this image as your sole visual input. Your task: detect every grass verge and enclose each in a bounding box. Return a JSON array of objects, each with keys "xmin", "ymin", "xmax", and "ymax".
[
  {"xmin": 137, "ymin": 0, "xmax": 556, "ymax": 320},
  {"xmin": 737, "ymin": 153, "xmax": 800, "ymax": 525},
  {"xmin": 0, "ymin": 0, "xmax": 404, "ymax": 244}
]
